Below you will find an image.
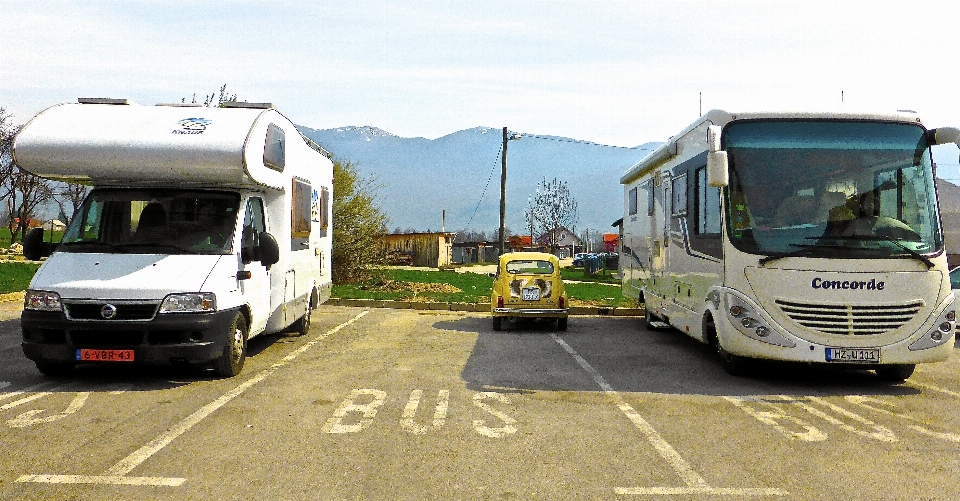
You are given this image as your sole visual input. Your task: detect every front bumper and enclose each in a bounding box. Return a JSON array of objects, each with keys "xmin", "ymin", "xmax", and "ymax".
[
  {"xmin": 20, "ymin": 307, "xmax": 240, "ymax": 365},
  {"xmin": 492, "ymin": 308, "xmax": 568, "ymax": 318}
]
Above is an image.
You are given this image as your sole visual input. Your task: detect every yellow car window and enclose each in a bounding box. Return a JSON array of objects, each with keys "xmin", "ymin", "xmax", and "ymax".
[{"xmin": 505, "ymin": 260, "xmax": 555, "ymax": 275}]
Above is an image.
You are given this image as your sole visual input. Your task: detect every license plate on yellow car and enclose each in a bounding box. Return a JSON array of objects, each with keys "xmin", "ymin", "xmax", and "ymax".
[{"xmin": 522, "ymin": 287, "xmax": 541, "ymax": 301}]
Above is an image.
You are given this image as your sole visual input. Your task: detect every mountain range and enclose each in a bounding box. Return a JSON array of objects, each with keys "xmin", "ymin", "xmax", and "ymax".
[{"xmin": 297, "ymin": 125, "xmax": 656, "ymax": 237}]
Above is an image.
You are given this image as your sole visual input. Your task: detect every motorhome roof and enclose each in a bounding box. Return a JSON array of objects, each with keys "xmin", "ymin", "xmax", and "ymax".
[
  {"xmin": 619, "ymin": 109, "xmax": 927, "ymax": 185},
  {"xmin": 12, "ymin": 100, "xmax": 326, "ymax": 188}
]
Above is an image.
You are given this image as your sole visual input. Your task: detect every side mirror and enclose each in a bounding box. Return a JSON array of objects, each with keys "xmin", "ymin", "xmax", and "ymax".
[
  {"xmin": 258, "ymin": 231, "xmax": 280, "ymax": 268},
  {"xmin": 933, "ymin": 127, "xmax": 960, "ymax": 146},
  {"xmin": 22, "ymin": 227, "xmax": 55, "ymax": 260},
  {"xmin": 707, "ymin": 125, "xmax": 722, "ymax": 153},
  {"xmin": 706, "ymin": 125, "xmax": 729, "ymax": 187}
]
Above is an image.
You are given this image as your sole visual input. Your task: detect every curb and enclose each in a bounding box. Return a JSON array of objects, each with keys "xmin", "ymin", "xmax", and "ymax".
[{"xmin": 324, "ymin": 298, "xmax": 643, "ymax": 316}]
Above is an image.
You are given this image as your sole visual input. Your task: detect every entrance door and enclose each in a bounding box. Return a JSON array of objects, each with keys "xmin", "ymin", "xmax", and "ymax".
[{"xmin": 240, "ymin": 197, "xmax": 271, "ymax": 336}]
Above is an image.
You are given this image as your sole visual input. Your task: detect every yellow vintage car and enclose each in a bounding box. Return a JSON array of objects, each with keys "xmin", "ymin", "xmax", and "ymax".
[{"xmin": 490, "ymin": 252, "xmax": 568, "ymax": 331}]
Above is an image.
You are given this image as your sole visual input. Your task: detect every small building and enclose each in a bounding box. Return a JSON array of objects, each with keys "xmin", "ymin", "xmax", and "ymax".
[
  {"xmin": 378, "ymin": 232, "xmax": 455, "ymax": 268},
  {"xmin": 537, "ymin": 226, "xmax": 582, "ymax": 258}
]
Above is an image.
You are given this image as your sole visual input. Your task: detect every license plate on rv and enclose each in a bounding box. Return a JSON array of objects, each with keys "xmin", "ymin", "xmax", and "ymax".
[
  {"xmin": 522, "ymin": 287, "xmax": 541, "ymax": 301},
  {"xmin": 825, "ymin": 347, "xmax": 880, "ymax": 364},
  {"xmin": 77, "ymin": 349, "xmax": 135, "ymax": 362}
]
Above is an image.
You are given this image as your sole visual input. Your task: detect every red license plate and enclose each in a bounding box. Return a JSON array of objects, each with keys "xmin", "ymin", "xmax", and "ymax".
[{"xmin": 77, "ymin": 349, "xmax": 135, "ymax": 362}]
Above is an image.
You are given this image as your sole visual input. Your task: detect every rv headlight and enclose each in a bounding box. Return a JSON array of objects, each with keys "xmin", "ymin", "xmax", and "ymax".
[
  {"xmin": 159, "ymin": 293, "xmax": 216, "ymax": 313},
  {"xmin": 24, "ymin": 290, "xmax": 62, "ymax": 312},
  {"xmin": 724, "ymin": 291, "xmax": 795, "ymax": 348}
]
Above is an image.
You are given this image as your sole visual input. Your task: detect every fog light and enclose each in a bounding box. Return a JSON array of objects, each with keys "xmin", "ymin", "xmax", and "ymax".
[
  {"xmin": 947, "ymin": 310, "xmax": 956, "ymax": 322},
  {"xmin": 741, "ymin": 317, "xmax": 755, "ymax": 328},
  {"xmin": 932, "ymin": 331, "xmax": 944, "ymax": 341},
  {"xmin": 730, "ymin": 305, "xmax": 744, "ymax": 317},
  {"xmin": 756, "ymin": 326, "xmax": 769, "ymax": 337},
  {"xmin": 939, "ymin": 322, "xmax": 952, "ymax": 333}
]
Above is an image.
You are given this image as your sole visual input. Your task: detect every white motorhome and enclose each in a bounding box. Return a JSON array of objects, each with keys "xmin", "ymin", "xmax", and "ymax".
[
  {"xmin": 620, "ymin": 109, "xmax": 960, "ymax": 381},
  {"xmin": 14, "ymin": 98, "xmax": 333, "ymax": 377}
]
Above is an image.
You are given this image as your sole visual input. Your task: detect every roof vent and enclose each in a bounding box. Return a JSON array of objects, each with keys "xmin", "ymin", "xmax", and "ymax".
[
  {"xmin": 222, "ymin": 101, "xmax": 274, "ymax": 110},
  {"xmin": 78, "ymin": 98, "xmax": 131, "ymax": 105}
]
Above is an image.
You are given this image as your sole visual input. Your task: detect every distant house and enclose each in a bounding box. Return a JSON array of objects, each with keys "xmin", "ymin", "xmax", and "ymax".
[
  {"xmin": 378, "ymin": 232, "xmax": 455, "ymax": 268},
  {"xmin": 537, "ymin": 226, "xmax": 582, "ymax": 258},
  {"xmin": 452, "ymin": 241, "xmax": 498, "ymax": 264}
]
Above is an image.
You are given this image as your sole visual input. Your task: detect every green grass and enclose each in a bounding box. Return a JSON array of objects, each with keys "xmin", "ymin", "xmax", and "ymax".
[
  {"xmin": 333, "ymin": 267, "xmax": 632, "ymax": 307},
  {"xmin": 0, "ymin": 261, "xmax": 41, "ymax": 294},
  {"xmin": 0, "ymin": 228, "xmax": 64, "ymax": 248}
]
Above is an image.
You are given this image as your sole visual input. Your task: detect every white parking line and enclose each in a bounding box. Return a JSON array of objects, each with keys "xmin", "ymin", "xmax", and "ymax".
[
  {"xmin": 550, "ymin": 334, "xmax": 787, "ymax": 497},
  {"xmin": 16, "ymin": 310, "xmax": 369, "ymax": 487}
]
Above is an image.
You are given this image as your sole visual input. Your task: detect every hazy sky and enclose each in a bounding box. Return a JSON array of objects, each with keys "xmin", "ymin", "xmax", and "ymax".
[{"xmin": 4, "ymin": 0, "xmax": 960, "ymax": 149}]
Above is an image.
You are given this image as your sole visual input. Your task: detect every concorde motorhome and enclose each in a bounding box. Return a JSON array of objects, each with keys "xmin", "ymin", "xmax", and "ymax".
[
  {"xmin": 620, "ymin": 109, "xmax": 960, "ymax": 381},
  {"xmin": 13, "ymin": 99, "xmax": 333, "ymax": 377}
]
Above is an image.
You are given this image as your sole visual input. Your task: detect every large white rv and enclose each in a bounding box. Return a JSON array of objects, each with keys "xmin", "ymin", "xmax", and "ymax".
[
  {"xmin": 620, "ymin": 109, "xmax": 960, "ymax": 381},
  {"xmin": 14, "ymin": 99, "xmax": 333, "ymax": 377}
]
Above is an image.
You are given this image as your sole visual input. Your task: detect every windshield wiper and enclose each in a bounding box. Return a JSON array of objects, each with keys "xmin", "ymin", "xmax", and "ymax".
[
  {"xmin": 817, "ymin": 235, "xmax": 934, "ymax": 269},
  {"xmin": 118, "ymin": 242, "xmax": 197, "ymax": 254},
  {"xmin": 759, "ymin": 242, "xmax": 852, "ymax": 266}
]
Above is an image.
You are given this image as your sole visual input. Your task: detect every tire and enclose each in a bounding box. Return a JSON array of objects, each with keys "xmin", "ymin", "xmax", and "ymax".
[
  {"xmin": 292, "ymin": 305, "xmax": 312, "ymax": 337},
  {"xmin": 875, "ymin": 364, "xmax": 915, "ymax": 382},
  {"xmin": 213, "ymin": 312, "xmax": 247, "ymax": 377},
  {"xmin": 557, "ymin": 317, "xmax": 568, "ymax": 331},
  {"xmin": 35, "ymin": 360, "xmax": 75, "ymax": 377},
  {"xmin": 492, "ymin": 317, "xmax": 502, "ymax": 331},
  {"xmin": 717, "ymin": 341, "xmax": 750, "ymax": 377}
]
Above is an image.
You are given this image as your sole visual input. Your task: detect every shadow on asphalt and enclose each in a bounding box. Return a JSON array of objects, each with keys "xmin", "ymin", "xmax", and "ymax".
[{"xmin": 435, "ymin": 315, "xmax": 923, "ymax": 398}]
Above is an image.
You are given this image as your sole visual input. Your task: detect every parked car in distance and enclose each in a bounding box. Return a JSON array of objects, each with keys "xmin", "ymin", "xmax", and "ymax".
[
  {"xmin": 572, "ymin": 252, "xmax": 592, "ymax": 267},
  {"xmin": 490, "ymin": 252, "xmax": 569, "ymax": 331}
]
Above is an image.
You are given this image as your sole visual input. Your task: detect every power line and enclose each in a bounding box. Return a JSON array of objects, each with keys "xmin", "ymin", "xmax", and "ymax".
[
  {"xmin": 515, "ymin": 133, "xmax": 655, "ymax": 150},
  {"xmin": 461, "ymin": 141, "xmax": 503, "ymax": 233}
]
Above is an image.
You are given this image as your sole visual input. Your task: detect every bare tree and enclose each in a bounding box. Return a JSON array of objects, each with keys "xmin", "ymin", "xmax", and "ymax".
[
  {"xmin": 8, "ymin": 167, "xmax": 54, "ymax": 243},
  {"xmin": 53, "ymin": 181, "xmax": 90, "ymax": 223},
  {"xmin": 526, "ymin": 177, "xmax": 579, "ymax": 252}
]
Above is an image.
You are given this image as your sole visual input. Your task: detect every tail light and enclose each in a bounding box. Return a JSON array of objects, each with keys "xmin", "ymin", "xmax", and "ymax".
[
  {"xmin": 497, "ymin": 296, "xmax": 504, "ymax": 308},
  {"xmin": 558, "ymin": 296, "xmax": 565, "ymax": 308}
]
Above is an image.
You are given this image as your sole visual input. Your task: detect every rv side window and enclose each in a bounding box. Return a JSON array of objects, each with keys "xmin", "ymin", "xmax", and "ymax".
[
  {"xmin": 243, "ymin": 198, "xmax": 266, "ymax": 251},
  {"xmin": 318, "ymin": 186, "xmax": 330, "ymax": 230},
  {"xmin": 647, "ymin": 181, "xmax": 655, "ymax": 215},
  {"xmin": 628, "ymin": 187, "xmax": 638, "ymax": 215},
  {"xmin": 696, "ymin": 166, "xmax": 721, "ymax": 234},
  {"xmin": 671, "ymin": 174, "xmax": 687, "ymax": 216},
  {"xmin": 292, "ymin": 179, "xmax": 311, "ymax": 239},
  {"xmin": 264, "ymin": 124, "xmax": 285, "ymax": 172}
]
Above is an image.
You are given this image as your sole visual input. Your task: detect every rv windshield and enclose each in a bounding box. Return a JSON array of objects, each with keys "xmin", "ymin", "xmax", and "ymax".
[
  {"xmin": 725, "ymin": 120, "xmax": 942, "ymax": 261},
  {"xmin": 61, "ymin": 189, "xmax": 240, "ymax": 255}
]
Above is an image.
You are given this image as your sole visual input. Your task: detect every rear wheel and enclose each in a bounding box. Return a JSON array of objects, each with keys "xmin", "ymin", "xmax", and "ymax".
[
  {"xmin": 292, "ymin": 304, "xmax": 312, "ymax": 337},
  {"xmin": 492, "ymin": 317, "xmax": 502, "ymax": 331},
  {"xmin": 557, "ymin": 317, "xmax": 568, "ymax": 331},
  {"xmin": 875, "ymin": 364, "xmax": 915, "ymax": 382},
  {"xmin": 213, "ymin": 312, "xmax": 247, "ymax": 377}
]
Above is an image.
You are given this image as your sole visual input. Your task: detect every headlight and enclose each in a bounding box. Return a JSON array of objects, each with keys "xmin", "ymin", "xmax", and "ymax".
[
  {"xmin": 159, "ymin": 293, "xmax": 216, "ymax": 313},
  {"xmin": 24, "ymin": 290, "xmax": 62, "ymax": 312}
]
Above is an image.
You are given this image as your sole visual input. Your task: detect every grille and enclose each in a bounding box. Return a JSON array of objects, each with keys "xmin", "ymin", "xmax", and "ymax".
[
  {"xmin": 64, "ymin": 302, "xmax": 159, "ymax": 321},
  {"xmin": 775, "ymin": 299, "xmax": 924, "ymax": 336}
]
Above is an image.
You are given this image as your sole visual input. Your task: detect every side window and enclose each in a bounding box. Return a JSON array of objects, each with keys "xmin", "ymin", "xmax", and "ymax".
[
  {"xmin": 292, "ymin": 178, "xmax": 311, "ymax": 250},
  {"xmin": 671, "ymin": 174, "xmax": 687, "ymax": 216},
  {"xmin": 264, "ymin": 124, "xmax": 285, "ymax": 172},
  {"xmin": 696, "ymin": 166, "xmax": 721, "ymax": 234},
  {"xmin": 628, "ymin": 187, "xmax": 638, "ymax": 216},
  {"xmin": 243, "ymin": 197, "xmax": 266, "ymax": 252}
]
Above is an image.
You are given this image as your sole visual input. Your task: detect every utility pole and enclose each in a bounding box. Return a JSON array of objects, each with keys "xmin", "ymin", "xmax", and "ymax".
[{"xmin": 499, "ymin": 126, "xmax": 508, "ymax": 256}]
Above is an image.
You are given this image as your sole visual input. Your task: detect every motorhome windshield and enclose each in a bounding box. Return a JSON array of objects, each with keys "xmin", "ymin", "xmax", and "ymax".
[
  {"xmin": 725, "ymin": 120, "xmax": 942, "ymax": 261},
  {"xmin": 61, "ymin": 189, "xmax": 241, "ymax": 255}
]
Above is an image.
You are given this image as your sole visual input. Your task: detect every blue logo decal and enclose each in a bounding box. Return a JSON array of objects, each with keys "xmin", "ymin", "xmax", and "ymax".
[{"xmin": 173, "ymin": 118, "xmax": 212, "ymax": 135}]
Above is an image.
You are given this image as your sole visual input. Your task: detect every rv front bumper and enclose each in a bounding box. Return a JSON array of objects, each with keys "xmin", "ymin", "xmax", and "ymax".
[{"xmin": 20, "ymin": 307, "xmax": 240, "ymax": 366}]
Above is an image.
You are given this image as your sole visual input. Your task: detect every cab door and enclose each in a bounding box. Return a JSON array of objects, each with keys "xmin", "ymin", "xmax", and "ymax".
[{"xmin": 239, "ymin": 197, "xmax": 271, "ymax": 336}]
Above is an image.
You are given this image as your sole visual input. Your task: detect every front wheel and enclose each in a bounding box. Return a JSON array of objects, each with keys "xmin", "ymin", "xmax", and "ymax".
[
  {"xmin": 213, "ymin": 312, "xmax": 247, "ymax": 377},
  {"xmin": 875, "ymin": 364, "xmax": 915, "ymax": 382},
  {"xmin": 717, "ymin": 342, "xmax": 750, "ymax": 377},
  {"xmin": 292, "ymin": 305, "xmax": 312, "ymax": 337}
]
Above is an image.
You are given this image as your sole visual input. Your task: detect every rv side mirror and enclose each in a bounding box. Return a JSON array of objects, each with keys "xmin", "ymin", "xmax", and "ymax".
[
  {"xmin": 22, "ymin": 227, "xmax": 55, "ymax": 260},
  {"xmin": 933, "ymin": 127, "xmax": 960, "ymax": 146},
  {"xmin": 258, "ymin": 231, "xmax": 280, "ymax": 268},
  {"xmin": 707, "ymin": 151, "xmax": 729, "ymax": 187}
]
